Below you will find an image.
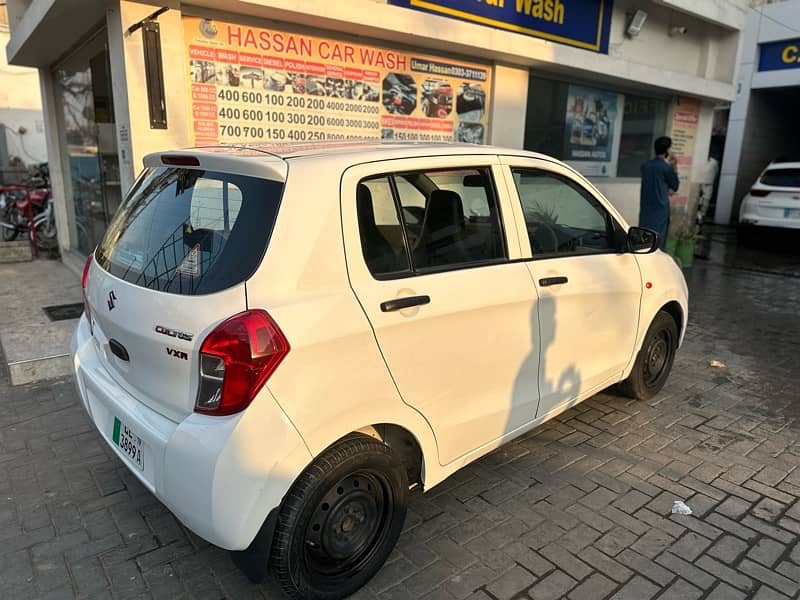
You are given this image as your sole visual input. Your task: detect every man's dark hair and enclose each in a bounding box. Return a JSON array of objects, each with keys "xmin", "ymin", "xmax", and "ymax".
[{"xmin": 654, "ymin": 136, "xmax": 672, "ymax": 156}]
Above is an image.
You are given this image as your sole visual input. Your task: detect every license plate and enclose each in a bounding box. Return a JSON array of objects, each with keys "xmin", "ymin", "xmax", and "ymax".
[
  {"xmin": 112, "ymin": 416, "xmax": 144, "ymax": 471},
  {"xmin": 784, "ymin": 208, "xmax": 800, "ymax": 219}
]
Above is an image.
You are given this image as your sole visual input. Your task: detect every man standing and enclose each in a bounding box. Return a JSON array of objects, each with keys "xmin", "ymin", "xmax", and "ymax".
[{"xmin": 640, "ymin": 136, "xmax": 679, "ymax": 250}]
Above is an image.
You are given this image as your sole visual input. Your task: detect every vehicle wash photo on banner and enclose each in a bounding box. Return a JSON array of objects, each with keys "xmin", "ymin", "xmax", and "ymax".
[
  {"xmin": 562, "ymin": 84, "xmax": 622, "ymax": 177},
  {"xmin": 184, "ymin": 16, "xmax": 493, "ymax": 145}
]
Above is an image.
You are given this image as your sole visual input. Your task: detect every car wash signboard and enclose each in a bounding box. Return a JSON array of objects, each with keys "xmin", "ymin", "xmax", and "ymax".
[
  {"xmin": 184, "ymin": 16, "xmax": 492, "ymax": 146},
  {"xmin": 758, "ymin": 38, "xmax": 800, "ymax": 71},
  {"xmin": 388, "ymin": 0, "xmax": 613, "ymax": 53}
]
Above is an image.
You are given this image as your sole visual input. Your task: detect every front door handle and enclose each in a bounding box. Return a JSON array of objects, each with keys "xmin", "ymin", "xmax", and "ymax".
[
  {"xmin": 380, "ymin": 295, "xmax": 430, "ymax": 312},
  {"xmin": 539, "ymin": 276, "xmax": 568, "ymax": 287}
]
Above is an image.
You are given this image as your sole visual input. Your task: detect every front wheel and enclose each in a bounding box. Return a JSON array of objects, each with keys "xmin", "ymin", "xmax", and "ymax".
[
  {"xmin": 270, "ymin": 434, "xmax": 408, "ymax": 600},
  {"xmin": 2, "ymin": 206, "xmax": 18, "ymax": 241},
  {"xmin": 619, "ymin": 311, "xmax": 678, "ymax": 400}
]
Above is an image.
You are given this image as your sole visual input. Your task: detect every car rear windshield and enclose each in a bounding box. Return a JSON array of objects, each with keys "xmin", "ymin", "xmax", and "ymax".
[
  {"xmin": 761, "ymin": 169, "xmax": 800, "ymax": 188},
  {"xmin": 95, "ymin": 167, "xmax": 283, "ymax": 295}
]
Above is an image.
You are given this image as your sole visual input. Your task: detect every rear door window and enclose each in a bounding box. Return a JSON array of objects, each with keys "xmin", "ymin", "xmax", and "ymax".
[
  {"xmin": 95, "ymin": 167, "xmax": 283, "ymax": 295},
  {"xmin": 356, "ymin": 167, "xmax": 506, "ymax": 277}
]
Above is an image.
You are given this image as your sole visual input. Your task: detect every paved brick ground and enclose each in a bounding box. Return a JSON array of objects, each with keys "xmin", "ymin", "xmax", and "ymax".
[{"xmin": 2, "ymin": 253, "xmax": 800, "ymax": 599}]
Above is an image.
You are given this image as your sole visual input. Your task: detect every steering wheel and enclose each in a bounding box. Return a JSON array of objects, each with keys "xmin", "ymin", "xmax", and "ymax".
[{"xmin": 531, "ymin": 223, "xmax": 559, "ymax": 254}]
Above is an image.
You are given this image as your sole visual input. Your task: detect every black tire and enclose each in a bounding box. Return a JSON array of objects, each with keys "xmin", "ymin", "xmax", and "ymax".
[
  {"xmin": 1, "ymin": 225, "xmax": 17, "ymax": 242},
  {"xmin": 619, "ymin": 311, "xmax": 678, "ymax": 400},
  {"xmin": 2, "ymin": 207, "xmax": 18, "ymax": 241},
  {"xmin": 270, "ymin": 434, "xmax": 408, "ymax": 600}
]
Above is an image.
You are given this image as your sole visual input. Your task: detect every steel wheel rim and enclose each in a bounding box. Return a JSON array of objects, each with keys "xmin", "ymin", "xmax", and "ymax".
[
  {"xmin": 302, "ymin": 470, "xmax": 393, "ymax": 580},
  {"xmin": 644, "ymin": 330, "xmax": 672, "ymax": 386}
]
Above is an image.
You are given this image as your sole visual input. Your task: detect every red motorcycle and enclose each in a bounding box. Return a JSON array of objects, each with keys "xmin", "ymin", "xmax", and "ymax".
[{"xmin": 0, "ymin": 164, "xmax": 55, "ymax": 243}]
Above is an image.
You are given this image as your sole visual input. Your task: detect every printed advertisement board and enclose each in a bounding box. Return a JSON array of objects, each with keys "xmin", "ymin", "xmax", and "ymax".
[
  {"xmin": 562, "ymin": 84, "xmax": 622, "ymax": 177},
  {"xmin": 388, "ymin": 0, "xmax": 613, "ymax": 53},
  {"xmin": 183, "ymin": 16, "xmax": 492, "ymax": 146},
  {"xmin": 667, "ymin": 96, "xmax": 701, "ymax": 212}
]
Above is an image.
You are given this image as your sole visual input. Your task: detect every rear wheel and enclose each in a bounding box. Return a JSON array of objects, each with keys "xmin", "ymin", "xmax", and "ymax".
[
  {"xmin": 270, "ymin": 434, "xmax": 408, "ymax": 600},
  {"xmin": 619, "ymin": 311, "xmax": 678, "ymax": 400}
]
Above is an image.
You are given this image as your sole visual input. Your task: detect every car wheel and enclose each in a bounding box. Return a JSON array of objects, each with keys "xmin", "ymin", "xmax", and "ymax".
[
  {"xmin": 270, "ymin": 434, "xmax": 408, "ymax": 600},
  {"xmin": 619, "ymin": 311, "xmax": 678, "ymax": 400}
]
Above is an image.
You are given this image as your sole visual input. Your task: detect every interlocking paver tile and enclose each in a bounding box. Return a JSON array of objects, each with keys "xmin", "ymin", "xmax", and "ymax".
[{"xmin": 3, "ymin": 251, "xmax": 800, "ymax": 599}]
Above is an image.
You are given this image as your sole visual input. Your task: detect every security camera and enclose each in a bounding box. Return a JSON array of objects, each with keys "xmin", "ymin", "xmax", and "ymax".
[
  {"xmin": 626, "ymin": 10, "xmax": 647, "ymax": 38},
  {"xmin": 669, "ymin": 25, "xmax": 688, "ymax": 36}
]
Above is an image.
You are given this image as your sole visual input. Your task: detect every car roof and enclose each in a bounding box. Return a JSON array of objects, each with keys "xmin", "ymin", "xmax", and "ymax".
[
  {"xmin": 174, "ymin": 141, "xmax": 551, "ymax": 162},
  {"xmin": 767, "ymin": 160, "xmax": 800, "ymax": 170}
]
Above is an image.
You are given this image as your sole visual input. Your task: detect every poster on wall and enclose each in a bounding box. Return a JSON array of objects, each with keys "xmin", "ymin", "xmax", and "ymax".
[
  {"xmin": 667, "ymin": 96, "xmax": 701, "ymax": 212},
  {"xmin": 562, "ymin": 84, "xmax": 622, "ymax": 177},
  {"xmin": 183, "ymin": 16, "xmax": 492, "ymax": 146}
]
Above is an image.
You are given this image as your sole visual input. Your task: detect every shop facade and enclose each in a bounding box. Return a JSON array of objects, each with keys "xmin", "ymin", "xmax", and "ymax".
[
  {"xmin": 716, "ymin": 0, "xmax": 800, "ymax": 225},
  {"xmin": 5, "ymin": 0, "xmax": 748, "ymax": 268}
]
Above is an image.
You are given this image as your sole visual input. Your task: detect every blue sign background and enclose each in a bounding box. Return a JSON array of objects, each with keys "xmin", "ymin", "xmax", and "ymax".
[
  {"xmin": 758, "ymin": 38, "xmax": 800, "ymax": 72},
  {"xmin": 388, "ymin": 0, "xmax": 613, "ymax": 53}
]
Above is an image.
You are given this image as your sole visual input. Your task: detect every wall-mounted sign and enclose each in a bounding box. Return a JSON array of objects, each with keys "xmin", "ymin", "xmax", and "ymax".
[
  {"xmin": 758, "ymin": 38, "xmax": 800, "ymax": 72},
  {"xmin": 183, "ymin": 16, "xmax": 492, "ymax": 146},
  {"xmin": 388, "ymin": 0, "xmax": 613, "ymax": 53},
  {"xmin": 667, "ymin": 96, "xmax": 701, "ymax": 212},
  {"xmin": 562, "ymin": 84, "xmax": 622, "ymax": 177}
]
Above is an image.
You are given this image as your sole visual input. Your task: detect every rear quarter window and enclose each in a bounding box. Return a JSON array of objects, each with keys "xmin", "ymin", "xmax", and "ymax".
[{"xmin": 95, "ymin": 167, "xmax": 283, "ymax": 295}]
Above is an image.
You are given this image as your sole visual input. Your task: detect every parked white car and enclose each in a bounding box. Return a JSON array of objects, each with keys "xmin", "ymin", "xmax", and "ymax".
[
  {"xmin": 739, "ymin": 157, "xmax": 800, "ymax": 241},
  {"xmin": 71, "ymin": 142, "xmax": 688, "ymax": 599}
]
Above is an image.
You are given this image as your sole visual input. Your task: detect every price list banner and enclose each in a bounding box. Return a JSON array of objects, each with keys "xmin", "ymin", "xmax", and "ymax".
[{"xmin": 184, "ymin": 16, "xmax": 492, "ymax": 145}]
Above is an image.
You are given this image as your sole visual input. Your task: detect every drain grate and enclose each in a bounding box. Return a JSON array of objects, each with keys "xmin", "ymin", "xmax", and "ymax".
[{"xmin": 42, "ymin": 303, "xmax": 84, "ymax": 322}]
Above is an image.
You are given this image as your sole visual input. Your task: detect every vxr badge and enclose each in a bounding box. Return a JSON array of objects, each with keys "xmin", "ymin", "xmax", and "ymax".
[{"xmin": 107, "ymin": 290, "xmax": 117, "ymax": 311}]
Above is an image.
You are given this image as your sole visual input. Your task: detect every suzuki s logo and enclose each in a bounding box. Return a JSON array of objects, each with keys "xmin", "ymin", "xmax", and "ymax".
[
  {"xmin": 107, "ymin": 290, "xmax": 117, "ymax": 311},
  {"xmin": 166, "ymin": 347, "xmax": 188, "ymax": 360}
]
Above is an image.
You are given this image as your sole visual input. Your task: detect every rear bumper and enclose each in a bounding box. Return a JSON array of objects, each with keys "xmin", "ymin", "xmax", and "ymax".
[
  {"xmin": 70, "ymin": 315, "xmax": 311, "ymax": 550},
  {"xmin": 740, "ymin": 203, "xmax": 800, "ymax": 230}
]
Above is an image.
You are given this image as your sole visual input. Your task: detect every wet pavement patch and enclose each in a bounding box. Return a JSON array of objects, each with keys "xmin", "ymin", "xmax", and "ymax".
[{"xmin": 42, "ymin": 302, "xmax": 84, "ymax": 321}]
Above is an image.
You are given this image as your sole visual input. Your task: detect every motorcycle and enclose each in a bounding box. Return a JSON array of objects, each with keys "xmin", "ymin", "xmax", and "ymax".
[{"xmin": 0, "ymin": 163, "xmax": 55, "ymax": 244}]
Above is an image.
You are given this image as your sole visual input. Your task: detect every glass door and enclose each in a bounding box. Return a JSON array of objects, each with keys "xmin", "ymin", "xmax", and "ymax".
[{"xmin": 54, "ymin": 30, "xmax": 122, "ymax": 255}]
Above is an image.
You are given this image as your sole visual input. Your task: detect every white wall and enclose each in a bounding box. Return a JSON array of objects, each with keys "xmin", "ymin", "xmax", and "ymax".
[
  {"xmin": 111, "ymin": 1, "xmax": 191, "ymax": 188},
  {"xmin": 489, "ymin": 64, "xmax": 528, "ymax": 148},
  {"xmin": 0, "ymin": 29, "xmax": 46, "ymax": 165},
  {"xmin": 593, "ymin": 180, "xmax": 641, "ymax": 226}
]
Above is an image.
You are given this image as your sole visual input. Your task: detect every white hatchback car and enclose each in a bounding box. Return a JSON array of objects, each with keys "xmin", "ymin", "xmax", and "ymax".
[
  {"xmin": 739, "ymin": 157, "xmax": 800, "ymax": 240},
  {"xmin": 72, "ymin": 142, "xmax": 687, "ymax": 599}
]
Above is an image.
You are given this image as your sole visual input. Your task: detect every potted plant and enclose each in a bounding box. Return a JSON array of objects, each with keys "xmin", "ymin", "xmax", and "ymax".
[{"xmin": 669, "ymin": 210, "xmax": 697, "ymax": 268}]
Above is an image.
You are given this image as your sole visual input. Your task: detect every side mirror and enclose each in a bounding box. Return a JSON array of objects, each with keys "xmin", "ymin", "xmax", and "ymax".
[{"xmin": 627, "ymin": 226, "xmax": 659, "ymax": 254}]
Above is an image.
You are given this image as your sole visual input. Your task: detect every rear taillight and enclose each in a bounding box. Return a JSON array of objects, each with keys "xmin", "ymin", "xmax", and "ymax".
[
  {"xmin": 195, "ymin": 310, "xmax": 290, "ymax": 416},
  {"xmin": 750, "ymin": 189, "xmax": 770, "ymax": 197},
  {"xmin": 82, "ymin": 253, "xmax": 93, "ymax": 334}
]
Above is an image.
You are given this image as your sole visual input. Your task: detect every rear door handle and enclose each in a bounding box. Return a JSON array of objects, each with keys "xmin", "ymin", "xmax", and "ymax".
[
  {"xmin": 380, "ymin": 295, "xmax": 430, "ymax": 312},
  {"xmin": 539, "ymin": 276, "xmax": 568, "ymax": 287}
]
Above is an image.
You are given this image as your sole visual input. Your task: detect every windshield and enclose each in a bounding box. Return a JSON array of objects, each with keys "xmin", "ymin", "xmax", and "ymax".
[{"xmin": 95, "ymin": 167, "xmax": 283, "ymax": 295}]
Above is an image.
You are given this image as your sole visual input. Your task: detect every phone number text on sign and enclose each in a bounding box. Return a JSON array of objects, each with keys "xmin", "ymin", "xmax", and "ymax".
[{"xmin": 185, "ymin": 17, "xmax": 492, "ymax": 146}]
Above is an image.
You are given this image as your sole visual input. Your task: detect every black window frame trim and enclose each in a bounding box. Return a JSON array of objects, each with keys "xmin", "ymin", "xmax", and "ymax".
[{"xmin": 509, "ymin": 166, "xmax": 628, "ymax": 261}]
